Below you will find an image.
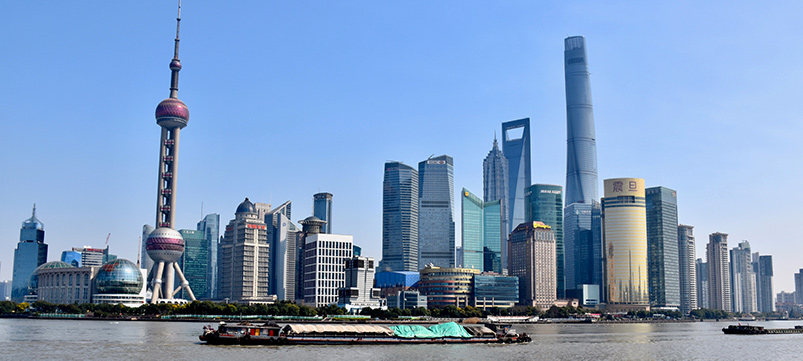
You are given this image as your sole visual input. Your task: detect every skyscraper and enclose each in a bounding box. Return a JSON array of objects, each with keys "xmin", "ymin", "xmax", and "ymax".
[
  {"xmin": 197, "ymin": 213, "xmax": 220, "ymax": 299},
  {"xmin": 418, "ymin": 155, "xmax": 455, "ymax": 268},
  {"xmin": 525, "ymin": 184, "xmax": 564, "ymax": 298},
  {"xmin": 754, "ymin": 253, "xmax": 774, "ymax": 313},
  {"xmin": 678, "ymin": 225, "xmax": 698, "ymax": 314},
  {"xmin": 563, "ymin": 36, "xmax": 601, "ymax": 305},
  {"xmin": 645, "ymin": 186, "xmax": 680, "ymax": 308},
  {"xmin": 696, "ymin": 258, "xmax": 709, "ymax": 309},
  {"xmin": 483, "ymin": 137, "xmax": 509, "ymax": 266},
  {"xmin": 218, "ymin": 198, "xmax": 272, "ymax": 303},
  {"xmin": 730, "ymin": 241, "xmax": 756, "ymax": 313},
  {"xmin": 179, "ymin": 229, "xmax": 209, "ymax": 299},
  {"xmin": 602, "ymin": 178, "xmax": 649, "ymax": 308},
  {"xmin": 301, "ymin": 216, "xmax": 353, "ymax": 307},
  {"xmin": 502, "ymin": 118, "xmax": 531, "ymax": 235},
  {"xmin": 564, "ymin": 35, "xmax": 598, "ymax": 206},
  {"xmin": 382, "ymin": 162, "xmax": 419, "ymax": 272},
  {"xmin": 508, "ymin": 221, "xmax": 556, "ymax": 309},
  {"xmin": 460, "ymin": 189, "xmax": 502, "ymax": 273},
  {"xmin": 145, "ymin": 2, "xmax": 195, "ymax": 302},
  {"xmin": 265, "ymin": 201, "xmax": 301, "ymax": 301},
  {"xmin": 564, "ymin": 201, "xmax": 602, "ymax": 303},
  {"xmin": 707, "ymin": 232, "xmax": 731, "ymax": 312},
  {"xmin": 313, "ymin": 192, "xmax": 333, "ymax": 234},
  {"xmin": 795, "ymin": 269, "xmax": 803, "ymax": 305},
  {"xmin": 11, "ymin": 205, "xmax": 47, "ymax": 302}
]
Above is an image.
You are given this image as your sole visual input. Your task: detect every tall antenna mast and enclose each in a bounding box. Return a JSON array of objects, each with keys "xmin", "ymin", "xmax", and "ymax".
[{"xmin": 168, "ymin": 0, "xmax": 182, "ymax": 98}]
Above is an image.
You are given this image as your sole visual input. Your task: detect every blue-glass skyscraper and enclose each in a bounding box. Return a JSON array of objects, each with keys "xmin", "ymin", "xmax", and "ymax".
[
  {"xmin": 502, "ymin": 118, "xmax": 531, "ymax": 236},
  {"xmin": 197, "ymin": 213, "xmax": 220, "ymax": 299},
  {"xmin": 11, "ymin": 205, "xmax": 48, "ymax": 302},
  {"xmin": 645, "ymin": 186, "xmax": 680, "ymax": 308},
  {"xmin": 313, "ymin": 192, "xmax": 333, "ymax": 234},
  {"xmin": 418, "ymin": 155, "xmax": 455, "ymax": 268},
  {"xmin": 382, "ymin": 162, "xmax": 419, "ymax": 272},
  {"xmin": 564, "ymin": 36, "xmax": 598, "ymax": 206},
  {"xmin": 460, "ymin": 188, "xmax": 502, "ymax": 273},
  {"xmin": 563, "ymin": 36, "xmax": 602, "ymax": 303},
  {"xmin": 525, "ymin": 184, "xmax": 564, "ymax": 298}
]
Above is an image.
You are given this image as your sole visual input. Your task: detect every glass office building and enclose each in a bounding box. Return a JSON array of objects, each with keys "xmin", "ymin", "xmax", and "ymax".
[
  {"xmin": 461, "ymin": 189, "xmax": 502, "ymax": 273},
  {"xmin": 483, "ymin": 137, "xmax": 509, "ymax": 268},
  {"xmin": 11, "ymin": 206, "xmax": 47, "ymax": 302},
  {"xmin": 179, "ymin": 229, "xmax": 209, "ymax": 299},
  {"xmin": 197, "ymin": 213, "xmax": 220, "ymax": 299},
  {"xmin": 525, "ymin": 184, "xmax": 564, "ymax": 298},
  {"xmin": 418, "ymin": 155, "xmax": 455, "ymax": 268},
  {"xmin": 645, "ymin": 186, "xmax": 680, "ymax": 308},
  {"xmin": 563, "ymin": 201, "xmax": 602, "ymax": 302},
  {"xmin": 501, "ymin": 118, "xmax": 531, "ymax": 237},
  {"xmin": 473, "ymin": 274, "xmax": 519, "ymax": 309},
  {"xmin": 313, "ymin": 193, "xmax": 333, "ymax": 234},
  {"xmin": 382, "ymin": 162, "xmax": 419, "ymax": 272},
  {"xmin": 602, "ymin": 178, "xmax": 648, "ymax": 306}
]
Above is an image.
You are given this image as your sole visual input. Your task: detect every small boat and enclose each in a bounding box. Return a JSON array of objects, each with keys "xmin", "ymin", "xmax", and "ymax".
[
  {"xmin": 200, "ymin": 321, "xmax": 532, "ymax": 345},
  {"xmin": 722, "ymin": 324, "xmax": 803, "ymax": 335}
]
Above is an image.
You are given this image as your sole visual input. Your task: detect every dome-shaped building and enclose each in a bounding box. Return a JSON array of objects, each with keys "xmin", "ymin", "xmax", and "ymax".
[
  {"xmin": 236, "ymin": 197, "xmax": 256, "ymax": 214},
  {"xmin": 29, "ymin": 261, "xmax": 74, "ymax": 295},
  {"xmin": 93, "ymin": 259, "xmax": 147, "ymax": 307}
]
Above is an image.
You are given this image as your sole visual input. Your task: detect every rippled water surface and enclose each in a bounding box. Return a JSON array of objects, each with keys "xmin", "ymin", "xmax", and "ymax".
[{"xmin": 2, "ymin": 319, "xmax": 803, "ymax": 360}]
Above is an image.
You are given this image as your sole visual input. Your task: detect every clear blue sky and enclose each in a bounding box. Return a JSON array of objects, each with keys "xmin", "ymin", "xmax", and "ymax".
[{"xmin": 2, "ymin": 1, "xmax": 802, "ymax": 292}]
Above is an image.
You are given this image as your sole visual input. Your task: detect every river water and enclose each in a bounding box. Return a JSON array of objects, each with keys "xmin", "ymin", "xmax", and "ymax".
[{"xmin": 2, "ymin": 318, "xmax": 802, "ymax": 360}]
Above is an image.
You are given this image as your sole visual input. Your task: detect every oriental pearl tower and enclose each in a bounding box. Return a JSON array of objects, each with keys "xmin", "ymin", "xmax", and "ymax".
[{"xmin": 145, "ymin": 0, "xmax": 195, "ymax": 303}]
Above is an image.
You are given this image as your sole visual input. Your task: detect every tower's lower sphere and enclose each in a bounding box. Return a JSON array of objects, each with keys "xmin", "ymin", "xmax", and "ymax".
[{"xmin": 146, "ymin": 227, "xmax": 184, "ymax": 262}]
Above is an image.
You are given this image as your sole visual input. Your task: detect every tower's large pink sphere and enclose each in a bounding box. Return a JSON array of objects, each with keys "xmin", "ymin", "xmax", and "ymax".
[{"xmin": 146, "ymin": 227, "xmax": 184, "ymax": 262}]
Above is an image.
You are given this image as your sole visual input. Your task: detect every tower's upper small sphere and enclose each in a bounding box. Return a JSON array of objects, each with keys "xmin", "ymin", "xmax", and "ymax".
[
  {"xmin": 95, "ymin": 259, "xmax": 143, "ymax": 295},
  {"xmin": 155, "ymin": 98, "xmax": 189, "ymax": 129},
  {"xmin": 146, "ymin": 227, "xmax": 185, "ymax": 262},
  {"xmin": 169, "ymin": 59, "xmax": 182, "ymax": 71}
]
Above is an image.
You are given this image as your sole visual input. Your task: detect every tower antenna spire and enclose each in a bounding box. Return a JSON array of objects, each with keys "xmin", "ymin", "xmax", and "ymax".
[{"xmin": 168, "ymin": 0, "xmax": 182, "ymax": 98}]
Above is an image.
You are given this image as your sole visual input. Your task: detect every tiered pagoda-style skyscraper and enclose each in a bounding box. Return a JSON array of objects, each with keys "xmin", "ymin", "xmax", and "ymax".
[{"xmin": 145, "ymin": 1, "xmax": 195, "ymax": 303}]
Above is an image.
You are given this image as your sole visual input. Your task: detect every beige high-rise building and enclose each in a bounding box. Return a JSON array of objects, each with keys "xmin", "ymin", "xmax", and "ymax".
[
  {"xmin": 707, "ymin": 232, "xmax": 731, "ymax": 312},
  {"xmin": 218, "ymin": 198, "xmax": 273, "ymax": 304},
  {"xmin": 602, "ymin": 178, "xmax": 649, "ymax": 307},
  {"xmin": 507, "ymin": 221, "xmax": 556, "ymax": 310}
]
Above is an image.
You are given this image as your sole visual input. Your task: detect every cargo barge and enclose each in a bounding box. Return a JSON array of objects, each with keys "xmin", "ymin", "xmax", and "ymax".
[
  {"xmin": 722, "ymin": 324, "xmax": 803, "ymax": 335},
  {"xmin": 200, "ymin": 321, "xmax": 531, "ymax": 345}
]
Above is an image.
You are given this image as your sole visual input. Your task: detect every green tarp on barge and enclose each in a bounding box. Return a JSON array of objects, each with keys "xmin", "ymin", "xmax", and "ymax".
[{"xmin": 389, "ymin": 322, "xmax": 473, "ymax": 338}]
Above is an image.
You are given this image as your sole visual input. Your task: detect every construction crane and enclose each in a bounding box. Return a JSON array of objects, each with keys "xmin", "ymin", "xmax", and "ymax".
[{"xmin": 105, "ymin": 233, "xmax": 111, "ymax": 247}]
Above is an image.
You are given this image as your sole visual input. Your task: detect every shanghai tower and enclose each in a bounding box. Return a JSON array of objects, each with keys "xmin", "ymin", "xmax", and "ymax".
[
  {"xmin": 564, "ymin": 36, "xmax": 598, "ymax": 205},
  {"xmin": 145, "ymin": 0, "xmax": 195, "ymax": 303},
  {"xmin": 563, "ymin": 36, "xmax": 602, "ymax": 302}
]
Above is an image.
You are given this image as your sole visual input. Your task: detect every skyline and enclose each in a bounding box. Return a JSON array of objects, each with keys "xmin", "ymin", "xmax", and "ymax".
[{"xmin": 2, "ymin": 1, "xmax": 803, "ymax": 292}]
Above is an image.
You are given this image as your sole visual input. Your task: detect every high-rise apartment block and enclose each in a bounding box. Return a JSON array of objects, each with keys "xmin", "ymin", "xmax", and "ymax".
[
  {"xmin": 645, "ymin": 186, "xmax": 680, "ymax": 308},
  {"xmin": 461, "ymin": 189, "xmax": 503, "ymax": 273},
  {"xmin": 418, "ymin": 155, "xmax": 455, "ymax": 268},
  {"xmin": 197, "ymin": 213, "xmax": 220, "ymax": 299},
  {"xmin": 730, "ymin": 241, "xmax": 756, "ymax": 313},
  {"xmin": 501, "ymin": 118, "xmax": 531, "ymax": 238},
  {"xmin": 218, "ymin": 198, "xmax": 273, "ymax": 303},
  {"xmin": 677, "ymin": 225, "xmax": 698, "ymax": 314},
  {"xmin": 754, "ymin": 254, "xmax": 774, "ymax": 313},
  {"xmin": 11, "ymin": 206, "xmax": 47, "ymax": 302},
  {"xmin": 707, "ymin": 232, "xmax": 731, "ymax": 312},
  {"xmin": 525, "ymin": 184, "xmax": 564, "ymax": 298},
  {"xmin": 382, "ymin": 162, "xmax": 419, "ymax": 272},
  {"xmin": 301, "ymin": 216, "xmax": 353, "ymax": 307},
  {"xmin": 313, "ymin": 192, "xmax": 333, "ymax": 234},
  {"xmin": 508, "ymin": 221, "xmax": 556, "ymax": 310},
  {"xmin": 483, "ymin": 137, "xmax": 509, "ymax": 266},
  {"xmin": 602, "ymin": 178, "xmax": 649, "ymax": 308}
]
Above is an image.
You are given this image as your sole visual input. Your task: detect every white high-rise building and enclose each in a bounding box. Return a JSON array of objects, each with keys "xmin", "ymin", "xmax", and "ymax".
[
  {"xmin": 338, "ymin": 256, "xmax": 381, "ymax": 312},
  {"xmin": 301, "ymin": 216, "xmax": 353, "ymax": 307}
]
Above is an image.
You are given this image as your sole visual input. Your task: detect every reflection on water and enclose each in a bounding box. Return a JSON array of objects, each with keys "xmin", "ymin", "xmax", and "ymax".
[{"xmin": 3, "ymin": 319, "xmax": 803, "ymax": 360}]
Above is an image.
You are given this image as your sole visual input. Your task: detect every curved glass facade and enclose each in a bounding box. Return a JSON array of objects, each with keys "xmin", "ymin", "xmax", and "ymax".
[
  {"xmin": 382, "ymin": 162, "xmax": 419, "ymax": 272},
  {"xmin": 602, "ymin": 178, "xmax": 648, "ymax": 305},
  {"xmin": 95, "ymin": 259, "xmax": 143, "ymax": 295}
]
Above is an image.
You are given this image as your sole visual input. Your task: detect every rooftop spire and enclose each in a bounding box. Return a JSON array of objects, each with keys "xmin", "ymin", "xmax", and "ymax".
[
  {"xmin": 32, "ymin": 203, "xmax": 36, "ymax": 218},
  {"xmin": 168, "ymin": 0, "xmax": 182, "ymax": 98}
]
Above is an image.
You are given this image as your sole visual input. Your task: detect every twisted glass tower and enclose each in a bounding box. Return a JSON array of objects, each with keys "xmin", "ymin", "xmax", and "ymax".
[{"xmin": 564, "ymin": 36, "xmax": 598, "ymax": 206}]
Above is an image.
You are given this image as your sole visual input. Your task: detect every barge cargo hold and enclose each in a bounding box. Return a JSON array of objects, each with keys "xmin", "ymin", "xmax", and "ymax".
[{"xmin": 199, "ymin": 321, "xmax": 531, "ymax": 345}]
